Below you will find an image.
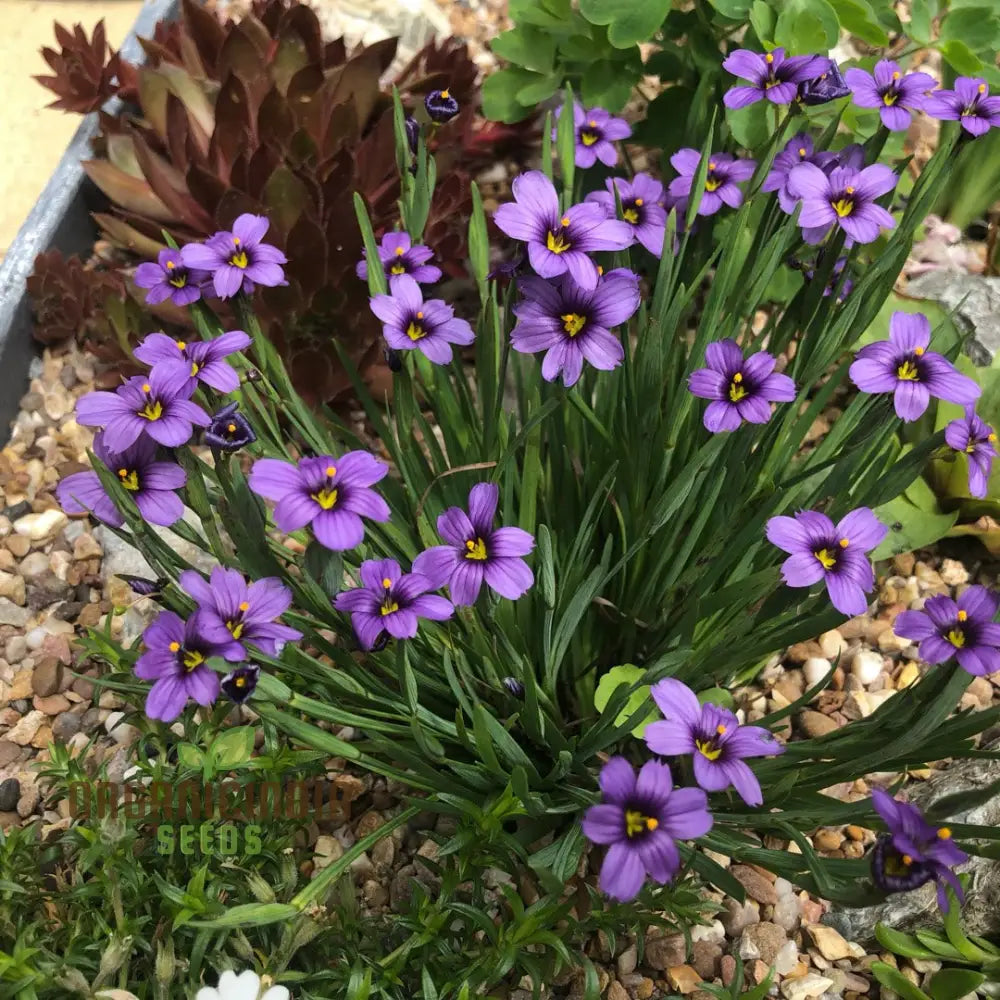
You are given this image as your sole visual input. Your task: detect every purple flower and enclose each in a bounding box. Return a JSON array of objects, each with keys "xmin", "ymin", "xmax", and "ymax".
[
  {"xmin": 134, "ymin": 248, "xmax": 208, "ymax": 307},
  {"xmin": 581, "ymin": 757, "xmax": 713, "ymax": 903},
  {"xmin": 766, "ymin": 508, "xmax": 887, "ymax": 616},
  {"xmin": 871, "ymin": 787, "xmax": 968, "ymax": 911},
  {"xmin": 787, "ymin": 162, "xmax": 897, "ymax": 245},
  {"xmin": 644, "ymin": 679, "xmax": 785, "ymax": 806},
  {"xmin": 509, "ymin": 269, "xmax": 639, "ymax": 387},
  {"xmin": 668, "ymin": 150, "xmax": 756, "ymax": 218},
  {"xmin": 356, "ymin": 232, "xmax": 443, "ymax": 284},
  {"xmin": 925, "ymin": 76, "xmax": 1000, "ymax": 137},
  {"xmin": 688, "ymin": 339, "xmax": 796, "ymax": 433},
  {"xmin": 404, "ymin": 115, "xmax": 420, "ymax": 155},
  {"xmin": 425, "ymin": 88, "xmax": 459, "ymax": 123},
  {"xmin": 181, "ymin": 214, "xmax": 288, "ymax": 298},
  {"xmin": 585, "ymin": 173, "xmax": 669, "ymax": 257},
  {"xmin": 57, "ymin": 432, "xmax": 186, "ymax": 528},
  {"xmin": 204, "ymin": 401, "xmax": 256, "ymax": 453},
  {"xmin": 369, "ymin": 275, "xmax": 474, "ymax": 365},
  {"xmin": 553, "ymin": 103, "xmax": 632, "ymax": 168},
  {"xmin": 133, "ymin": 329, "xmax": 251, "ymax": 394},
  {"xmin": 762, "ymin": 134, "xmax": 838, "ymax": 213},
  {"xmin": 722, "ymin": 48, "xmax": 829, "ymax": 109},
  {"xmin": 333, "ymin": 558, "xmax": 453, "ymax": 650},
  {"xmin": 179, "ymin": 566, "xmax": 302, "ymax": 658},
  {"xmin": 134, "ymin": 611, "xmax": 233, "ymax": 722},
  {"xmin": 895, "ymin": 586, "xmax": 1000, "ymax": 676},
  {"xmin": 945, "ymin": 407, "xmax": 998, "ymax": 498},
  {"xmin": 75, "ymin": 368, "xmax": 211, "ymax": 452},
  {"xmin": 844, "ymin": 60, "xmax": 937, "ymax": 132},
  {"xmin": 221, "ymin": 664, "xmax": 260, "ymax": 704},
  {"xmin": 849, "ymin": 311, "xmax": 980, "ymax": 421},
  {"xmin": 248, "ymin": 451, "xmax": 390, "ymax": 551},
  {"xmin": 413, "ymin": 482, "xmax": 534, "ymax": 605},
  {"xmin": 117, "ymin": 575, "xmax": 166, "ymax": 598},
  {"xmin": 798, "ymin": 60, "xmax": 851, "ymax": 105},
  {"xmin": 493, "ymin": 171, "xmax": 632, "ymax": 291}
]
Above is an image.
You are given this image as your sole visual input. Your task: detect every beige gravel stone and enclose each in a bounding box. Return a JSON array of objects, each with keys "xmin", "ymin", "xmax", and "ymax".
[
  {"xmin": 805, "ymin": 924, "xmax": 854, "ymax": 961},
  {"xmin": 6, "ymin": 710, "xmax": 45, "ymax": 746},
  {"xmin": 13, "ymin": 510, "xmax": 67, "ymax": 542}
]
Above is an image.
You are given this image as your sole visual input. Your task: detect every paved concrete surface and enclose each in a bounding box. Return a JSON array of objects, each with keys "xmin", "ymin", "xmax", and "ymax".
[{"xmin": 0, "ymin": 1, "xmax": 142, "ymax": 256}]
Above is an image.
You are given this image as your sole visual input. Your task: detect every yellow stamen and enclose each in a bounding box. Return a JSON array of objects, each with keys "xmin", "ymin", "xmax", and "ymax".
[
  {"xmin": 230, "ymin": 250, "xmax": 249, "ymax": 269},
  {"xmin": 990, "ymin": 433, "xmax": 998, "ymax": 443},
  {"xmin": 561, "ymin": 313, "xmax": 587, "ymax": 337},
  {"xmin": 938, "ymin": 827, "xmax": 952, "ymax": 839},
  {"xmin": 798, "ymin": 147, "xmax": 807, "ymax": 157},
  {"xmin": 896, "ymin": 360, "xmax": 920, "ymax": 381},
  {"xmin": 883, "ymin": 92, "xmax": 898, "ymax": 106},
  {"xmin": 546, "ymin": 230, "xmax": 571, "ymax": 254},
  {"xmin": 233, "ymin": 236, "xmax": 241, "ymax": 245},
  {"xmin": 166, "ymin": 260, "xmax": 176, "ymax": 270},
  {"xmin": 892, "ymin": 71, "xmax": 901, "ymax": 80},
  {"xmin": 382, "ymin": 578, "xmax": 392, "ymax": 588},
  {"xmin": 406, "ymin": 321, "xmax": 426, "ymax": 341},
  {"xmin": 235, "ymin": 676, "xmax": 246, "ymax": 687},
  {"xmin": 169, "ymin": 275, "xmax": 187, "ymax": 287},
  {"xmin": 142, "ymin": 383, "xmax": 151, "ymax": 392},
  {"xmin": 705, "ymin": 176, "xmax": 722, "ymax": 192},
  {"xmin": 765, "ymin": 52, "xmax": 774, "ymax": 63},
  {"xmin": 646, "ymin": 817, "xmax": 659, "ymax": 831},
  {"xmin": 634, "ymin": 198, "xmax": 644, "ymax": 207},
  {"xmin": 325, "ymin": 466, "xmax": 336, "ymax": 477},
  {"xmin": 227, "ymin": 422, "xmax": 237, "ymax": 433},
  {"xmin": 814, "ymin": 548, "xmax": 836, "ymax": 569},
  {"xmin": 176, "ymin": 340, "xmax": 186, "ymax": 351},
  {"xmin": 846, "ymin": 186, "xmax": 855, "ymax": 194},
  {"xmin": 465, "ymin": 537, "xmax": 488, "ymax": 561},
  {"xmin": 979, "ymin": 83, "xmax": 987, "ymax": 94},
  {"xmin": 380, "ymin": 600, "xmax": 399, "ymax": 616},
  {"xmin": 947, "ymin": 628, "xmax": 965, "ymax": 648},
  {"xmin": 914, "ymin": 346, "xmax": 925, "ymax": 356},
  {"xmin": 695, "ymin": 738, "xmax": 723, "ymax": 761},
  {"xmin": 238, "ymin": 601, "xmax": 250, "ymax": 612},
  {"xmin": 902, "ymin": 853, "xmax": 913, "ymax": 866},
  {"xmin": 390, "ymin": 264, "xmax": 406, "ymax": 275},
  {"xmin": 441, "ymin": 89, "xmax": 450, "ymax": 99},
  {"xmin": 227, "ymin": 621, "xmax": 244, "ymax": 639},
  {"xmin": 588, "ymin": 119, "xmax": 597, "ymax": 128},
  {"xmin": 561, "ymin": 216, "xmax": 570, "ymax": 227},
  {"xmin": 581, "ymin": 132, "xmax": 598, "ymax": 146},
  {"xmin": 417, "ymin": 311, "xmax": 424, "ymax": 319},
  {"xmin": 839, "ymin": 537, "xmax": 850, "ymax": 548},
  {"xmin": 182, "ymin": 650, "xmax": 204, "ymax": 671},
  {"xmin": 624, "ymin": 809, "xmax": 657, "ymax": 838},
  {"xmin": 311, "ymin": 488, "xmax": 338, "ymax": 510},
  {"xmin": 139, "ymin": 400, "xmax": 163, "ymax": 421},
  {"xmin": 716, "ymin": 724, "xmax": 727, "ymax": 735},
  {"xmin": 733, "ymin": 372, "xmax": 743, "ymax": 383},
  {"xmin": 623, "ymin": 208, "xmax": 639, "ymax": 223},
  {"xmin": 395, "ymin": 246, "xmax": 405, "ymax": 256},
  {"xmin": 729, "ymin": 381, "xmax": 747, "ymax": 403},
  {"xmin": 832, "ymin": 197, "xmax": 854, "ymax": 217},
  {"xmin": 117, "ymin": 468, "xmax": 140, "ymax": 492},
  {"xmin": 190, "ymin": 361, "xmax": 200, "ymax": 377},
  {"xmin": 169, "ymin": 641, "xmax": 180, "ymax": 652},
  {"xmin": 958, "ymin": 610, "xmax": 968, "ymax": 622}
]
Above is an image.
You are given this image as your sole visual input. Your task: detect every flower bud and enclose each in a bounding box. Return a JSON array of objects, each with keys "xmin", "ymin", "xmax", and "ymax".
[
  {"xmin": 154, "ymin": 938, "xmax": 175, "ymax": 987},
  {"xmin": 98, "ymin": 934, "xmax": 133, "ymax": 981},
  {"xmin": 798, "ymin": 61, "xmax": 850, "ymax": 105},
  {"xmin": 424, "ymin": 88, "xmax": 459, "ymax": 124},
  {"xmin": 221, "ymin": 664, "xmax": 260, "ymax": 704},
  {"xmin": 205, "ymin": 401, "xmax": 256, "ymax": 453}
]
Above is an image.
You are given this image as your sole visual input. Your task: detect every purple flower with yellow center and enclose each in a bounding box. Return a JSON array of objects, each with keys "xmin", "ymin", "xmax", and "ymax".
[
  {"xmin": 370, "ymin": 275, "xmax": 474, "ymax": 365},
  {"xmin": 509, "ymin": 269, "xmax": 640, "ymax": 388},
  {"xmin": 179, "ymin": 567, "xmax": 302, "ymax": 658},
  {"xmin": 75, "ymin": 368, "xmax": 211, "ymax": 451},
  {"xmin": 581, "ymin": 757, "xmax": 713, "ymax": 903},
  {"xmin": 644, "ymin": 679, "xmax": 785, "ymax": 806},
  {"xmin": 413, "ymin": 482, "xmax": 534, "ymax": 605},
  {"xmin": 763, "ymin": 134, "xmax": 838, "ymax": 213},
  {"xmin": 333, "ymin": 558, "xmax": 453, "ymax": 651},
  {"xmin": 134, "ymin": 248, "xmax": 208, "ymax": 306},
  {"xmin": 356, "ymin": 232, "xmax": 442, "ymax": 284},
  {"xmin": 766, "ymin": 507, "xmax": 887, "ymax": 616},
  {"xmin": 585, "ymin": 173, "xmax": 669, "ymax": 256},
  {"xmin": 871, "ymin": 787, "xmax": 968, "ymax": 911},
  {"xmin": 787, "ymin": 162, "xmax": 897, "ymax": 245},
  {"xmin": 945, "ymin": 406, "xmax": 998, "ymax": 499},
  {"xmin": 844, "ymin": 60, "xmax": 937, "ymax": 132},
  {"xmin": 425, "ymin": 87, "xmax": 459, "ymax": 123},
  {"xmin": 134, "ymin": 611, "xmax": 233, "ymax": 722},
  {"xmin": 221, "ymin": 664, "xmax": 260, "ymax": 704},
  {"xmin": 133, "ymin": 329, "xmax": 251, "ymax": 394},
  {"xmin": 668, "ymin": 150, "xmax": 756, "ymax": 218},
  {"xmin": 895, "ymin": 586, "xmax": 1000, "ymax": 676},
  {"xmin": 849, "ymin": 311, "xmax": 980, "ymax": 421},
  {"xmin": 204, "ymin": 401, "xmax": 256, "ymax": 453},
  {"xmin": 181, "ymin": 214, "xmax": 288, "ymax": 299},
  {"xmin": 553, "ymin": 103, "xmax": 632, "ymax": 168},
  {"xmin": 57, "ymin": 431, "xmax": 186, "ymax": 528},
  {"xmin": 688, "ymin": 339, "xmax": 796, "ymax": 433},
  {"xmin": 925, "ymin": 77, "xmax": 1000, "ymax": 137},
  {"xmin": 248, "ymin": 451, "xmax": 390, "ymax": 551},
  {"xmin": 798, "ymin": 60, "xmax": 851, "ymax": 105},
  {"xmin": 722, "ymin": 48, "xmax": 829, "ymax": 108},
  {"xmin": 493, "ymin": 171, "xmax": 632, "ymax": 291}
]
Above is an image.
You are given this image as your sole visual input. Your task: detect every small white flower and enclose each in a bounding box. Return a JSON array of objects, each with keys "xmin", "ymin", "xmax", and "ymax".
[{"xmin": 195, "ymin": 970, "xmax": 290, "ymax": 1000}]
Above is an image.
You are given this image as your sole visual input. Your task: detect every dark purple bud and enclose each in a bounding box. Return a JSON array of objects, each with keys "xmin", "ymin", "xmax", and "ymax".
[
  {"xmin": 798, "ymin": 60, "xmax": 851, "ymax": 105},
  {"xmin": 425, "ymin": 88, "xmax": 459, "ymax": 124},
  {"xmin": 117, "ymin": 574, "xmax": 167, "ymax": 598},
  {"xmin": 221, "ymin": 663, "xmax": 260, "ymax": 704},
  {"xmin": 487, "ymin": 250, "xmax": 527, "ymax": 283},
  {"xmin": 405, "ymin": 114, "xmax": 420, "ymax": 155},
  {"xmin": 204, "ymin": 401, "xmax": 256, "ymax": 452},
  {"xmin": 384, "ymin": 345, "xmax": 403, "ymax": 373},
  {"xmin": 871, "ymin": 833, "xmax": 937, "ymax": 894},
  {"xmin": 370, "ymin": 631, "xmax": 391, "ymax": 653},
  {"xmin": 502, "ymin": 676, "xmax": 525, "ymax": 697}
]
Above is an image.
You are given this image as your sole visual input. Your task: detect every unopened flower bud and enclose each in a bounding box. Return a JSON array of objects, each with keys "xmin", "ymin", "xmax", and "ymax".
[
  {"xmin": 425, "ymin": 88, "xmax": 459, "ymax": 123},
  {"xmin": 154, "ymin": 938, "xmax": 175, "ymax": 986},
  {"xmin": 98, "ymin": 934, "xmax": 133, "ymax": 981},
  {"xmin": 245, "ymin": 870, "xmax": 277, "ymax": 904}
]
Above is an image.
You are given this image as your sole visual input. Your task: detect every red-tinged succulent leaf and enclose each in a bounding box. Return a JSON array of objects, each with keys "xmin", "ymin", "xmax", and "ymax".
[
  {"xmin": 181, "ymin": 0, "xmax": 227, "ymax": 77},
  {"xmin": 83, "ymin": 160, "xmax": 175, "ymax": 222},
  {"xmin": 137, "ymin": 69, "xmax": 171, "ymax": 140},
  {"xmin": 284, "ymin": 215, "xmax": 329, "ymax": 299},
  {"xmin": 129, "ymin": 131, "xmax": 215, "ymax": 232},
  {"xmin": 35, "ymin": 19, "xmax": 123, "ymax": 113},
  {"xmin": 262, "ymin": 165, "xmax": 310, "ymax": 236},
  {"xmin": 159, "ymin": 63, "xmax": 216, "ymax": 140},
  {"xmin": 258, "ymin": 87, "xmax": 298, "ymax": 149},
  {"xmin": 92, "ymin": 213, "xmax": 167, "ymax": 258}
]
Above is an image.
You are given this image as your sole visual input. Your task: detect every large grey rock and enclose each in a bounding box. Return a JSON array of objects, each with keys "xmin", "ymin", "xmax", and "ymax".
[
  {"xmin": 906, "ymin": 271, "xmax": 1000, "ymax": 366},
  {"xmin": 826, "ymin": 740, "xmax": 1000, "ymax": 944}
]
